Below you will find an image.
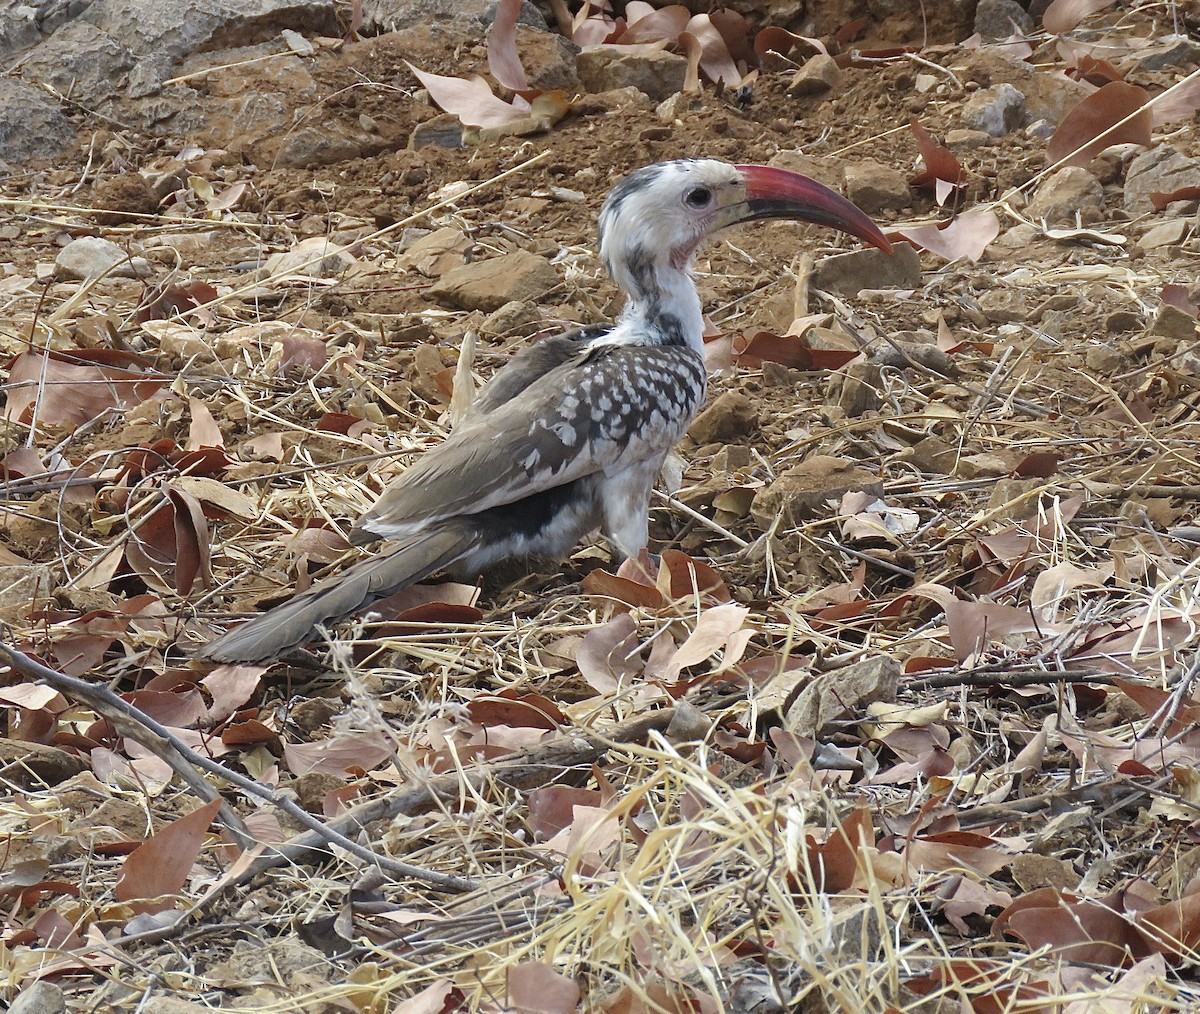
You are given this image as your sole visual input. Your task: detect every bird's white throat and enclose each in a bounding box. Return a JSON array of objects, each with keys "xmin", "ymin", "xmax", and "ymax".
[{"xmin": 600, "ymin": 260, "xmax": 706, "ymax": 355}]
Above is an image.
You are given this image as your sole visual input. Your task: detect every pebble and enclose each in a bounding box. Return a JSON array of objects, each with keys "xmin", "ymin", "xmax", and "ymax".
[
  {"xmin": 1027, "ymin": 167, "xmax": 1103, "ymax": 225},
  {"xmin": 431, "ymin": 249, "xmax": 558, "ymax": 312},
  {"xmin": 55, "ymin": 236, "xmax": 151, "ymax": 280},
  {"xmin": 812, "ymin": 244, "xmax": 921, "ymax": 297},
  {"xmin": 1150, "ymin": 304, "xmax": 1198, "ymax": 341},
  {"xmin": 844, "ymin": 161, "xmax": 910, "ymax": 213},
  {"xmin": 1138, "ymin": 219, "xmax": 1190, "ymax": 251},
  {"xmin": 961, "ymin": 83, "xmax": 1025, "ymax": 137},
  {"xmin": 788, "ymin": 54, "xmax": 841, "ymax": 96},
  {"xmin": 576, "ymin": 47, "xmax": 686, "ymax": 102},
  {"xmin": 688, "ymin": 391, "xmax": 757, "ymax": 444}
]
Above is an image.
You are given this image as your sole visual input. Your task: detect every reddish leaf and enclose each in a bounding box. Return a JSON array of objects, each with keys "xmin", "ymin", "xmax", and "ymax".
[
  {"xmin": 834, "ymin": 16, "xmax": 870, "ymax": 47},
  {"xmin": 1012, "ymin": 452, "xmax": 1059, "ymax": 478},
  {"xmin": 280, "ymin": 335, "xmax": 328, "ymax": 376},
  {"xmin": 621, "ymin": 4, "xmax": 688, "ymax": 44},
  {"xmin": 528, "ymin": 786, "xmax": 602, "ymax": 841},
  {"xmin": 467, "ymin": 690, "xmax": 567, "ymax": 730},
  {"xmin": 135, "ymin": 279, "xmax": 218, "ymax": 324},
  {"xmin": 581, "ymin": 569, "xmax": 665, "ymax": 610},
  {"xmin": 1161, "ymin": 284, "xmax": 1198, "ymax": 318},
  {"xmin": 317, "ymin": 411, "xmax": 367, "ymax": 435},
  {"xmin": 221, "ymin": 718, "xmax": 278, "ymax": 746},
  {"xmin": 283, "ymin": 731, "xmax": 393, "ymax": 776},
  {"xmin": 1067, "ymin": 53, "xmax": 1124, "ymax": 85},
  {"xmin": 1047, "ymin": 81, "xmax": 1152, "ymax": 168},
  {"xmin": 1151, "ymin": 187, "xmax": 1200, "ymax": 212},
  {"xmin": 682, "ymin": 13, "xmax": 742, "ymax": 87},
  {"xmin": 166, "ymin": 485, "xmax": 212, "ymax": 595},
  {"xmin": 4, "ymin": 349, "xmax": 165, "ymax": 429},
  {"xmin": 660, "ymin": 549, "xmax": 729, "ymax": 602},
  {"xmin": 909, "ymin": 119, "xmax": 964, "ymax": 188},
  {"xmin": 806, "ymin": 806, "xmax": 874, "ymax": 892},
  {"xmin": 115, "ymin": 798, "xmax": 222, "ymax": 913},
  {"xmin": 1042, "ymin": 0, "xmax": 1117, "ymax": 33}
]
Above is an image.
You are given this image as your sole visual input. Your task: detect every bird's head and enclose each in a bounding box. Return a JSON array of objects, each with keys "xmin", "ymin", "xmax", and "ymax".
[{"xmin": 598, "ymin": 158, "xmax": 892, "ymax": 300}]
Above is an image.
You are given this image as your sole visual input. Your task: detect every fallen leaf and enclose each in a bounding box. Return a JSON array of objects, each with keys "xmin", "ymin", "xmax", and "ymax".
[
  {"xmin": 909, "ymin": 119, "xmax": 965, "ymax": 189},
  {"xmin": 897, "ymin": 211, "xmax": 1000, "ymax": 263},
  {"xmin": 507, "ymin": 961, "xmax": 580, "ymax": 1014},
  {"xmin": 115, "ymin": 798, "xmax": 222, "ymax": 914},
  {"xmin": 1047, "ymin": 81, "xmax": 1152, "ymax": 167},
  {"xmin": 1042, "ymin": 0, "xmax": 1117, "ymax": 33},
  {"xmin": 486, "ymin": 0, "xmax": 529, "ymax": 92},
  {"xmin": 407, "ymin": 63, "xmax": 532, "ymax": 129}
]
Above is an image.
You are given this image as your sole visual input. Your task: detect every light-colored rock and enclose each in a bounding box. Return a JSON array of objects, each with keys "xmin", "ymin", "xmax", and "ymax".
[
  {"xmin": 955, "ymin": 452, "xmax": 1010, "ymax": 479},
  {"xmin": 656, "ymin": 91, "xmax": 698, "ymax": 122},
  {"xmin": 899, "ymin": 435, "xmax": 956, "ymax": 474},
  {"xmin": 512, "ymin": 24, "xmax": 578, "ymax": 92},
  {"xmin": 951, "ymin": 50, "xmax": 1090, "ymax": 126},
  {"xmin": 788, "ymin": 54, "xmax": 840, "ymax": 95},
  {"xmin": 1150, "ymin": 304, "xmax": 1197, "ymax": 341},
  {"xmin": 363, "ymin": 0, "xmax": 544, "ymax": 32},
  {"xmin": 55, "ymin": 236, "xmax": 151, "ymax": 280},
  {"xmin": 831, "ymin": 362, "xmax": 882, "ymax": 417},
  {"xmin": 431, "ymin": 249, "xmax": 557, "ymax": 311},
  {"xmin": 0, "ymin": 3, "xmax": 42, "ymax": 62},
  {"xmin": 844, "ymin": 160, "xmax": 909, "ymax": 213},
  {"xmin": 260, "ymin": 236, "xmax": 356, "ymax": 279},
  {"xmin": 978, "ymin": 288, "xmax": 1030, "ymax": 324},
  {"xmin": 9, "ymin": 982, "xmax": 66, "ymax": 1014},
  {"xmin": 1027, "ymin": 167, "xmax": 1103, "ymax": 224},
  {"xmin": 688, "ymin": 391, "xmax": 757, "ymax": 444},
  {"xmin": 945, "ymin": 128, "xmax": 993, "ymax": 148},
  {"xmin": 1139, "ymin": 219, "xmax": 1190, "ymax": 250},
  {"xmin": 962, "ymin": 82, "xmax": 1025, "ymax": 137},
  {"xmin": 275, "ymin": 127, "xmax": 364, "ymax": 167},
  {"xmin": 480, "ymin": 299, "xmax": 540, "ymax": 337},
  {"xmin": 577, "ymin": 45, "xmax": 687, "ymax": 101},
  {"xmin": 766, "ymin": 151, "xmax": 844, "ymax": 191},
  {"xmin": 18, "ymin": 21, "xmax": 134, "ymax": 105},
  {"xmin": 974, "ymin": 0, "xmax": 1032, "ymax": 39},
  {"xmin": 1128, "ymin": 34, "xmax": 1200, "ymax": 73},
  {"xmin": 398, "ymin": 226, "xmax": 469, "ymax": 277},
  {"xmin": 1125, "ymin": 146, "xmax": 1200, "ymax": 215},
  {"xmin": 812, "ymin": 243, "xmax": 921, "ymax": 297}
]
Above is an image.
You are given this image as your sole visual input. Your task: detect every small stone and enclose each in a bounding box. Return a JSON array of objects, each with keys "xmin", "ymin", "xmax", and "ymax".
[
  {"xmin": 1139, "ymin": 219, "xmax": 1190, "ymax": 250},
  {"xmin": 831, "ymin": 362, "xmax": 883, "ymax": 417},
  {"xmin": 901, "ymin": 435, "xmax": 956, "ymax": 474},
  {"xmin": 1085, "ymin": 344, "xmax": 1123, "ymax": 372},
  {"xmin": 1128, "ymin": 34, "xmax": 1200, "ymax": 72},
  {"xmin": 1150, "ymin": 304, "xmax": 1198, "ymax": 341},
  {"xmin": 767, "ymin": 151, "xmax": 844, "ymax": 190},
  {"xmin": 986, "ymin": 478, "xmax": 1042, "ymax": 521},
  {"xmin": 945, "ymin": 128, "xmax": 993, "ymax": 149},
  {"xmin": 978, "ymin": 288, "xmax": 1030, "ymax": 324},
  {"xmin": 55, "ymin": 236, "xmax": 151, "ymax": 280},
  {"xmin": 409, "ymin": 113, "xmax": 465, "ymax": 150},
  {"xmin": 397, "ymin": 226, "xmax": 469, "ymax": 277},
  {"xmin": 260, "ymin": 236, "xmax": 356, "ymax": 279},
  {"xmin": 9, "ymin": 981, "xmax": 66, "ymax": 1014},
  {"xmin": 812, "ymin": 243, "xmax": 921, "ymax": 297},
  {"xmin": 915, "ymin": 73, "xmax": 938, "ymax": 93},
  {"xmin": 751, "ymin": 456, "xmax": 883, "ymax": 529},
  {"xmin": 513, "ymin": 26, "xmax": 580, "ymax": 92},
  {"xmin": 844, "ymin": 160, "xmax": 910, "ymax": 213},
  {"xmin": 1025, "ymin": 118, "xmax": 1055, "ymax": 140},
  {"xmin": 1105, "ymin": 310, "xmax": 1143, "ymax": 333},
  {"xmin": 961, "ymin": 83, "xmax": 1025, "ymax": 137},
  {"xmin": 995, "ymin": 223, "xmax": 1040, "ymax": 248},
  {"xmin": 787, "ymin": 54, "xmax": 841, "ymax": 96},
  {"xmin": 1125, "ymin": 146, "xmax": 1200, "ymax": 215},
  {"xmin": 656, "ymin": 91, "xmax": 697, "ymax": 122},
  {"xmin": 1026, "ymin": 167, "xmax": 1103, "ymax": 225},
  {"xmin": 431, "ymin": 249, "xmax": 558, "ymax": 312},
  {"xmin": 275, "ymin": 128, "xmax": 362, "ymax": 167},
  {"xmin": 955, "ymin": 453, "xmax": 1010, "ymax": 479},
  {"xmin": 712, "ymin": 444, "xmax": 752, "ymax": 471},
  {"xmin": 974, "ymin": 0, "xmax": 1033, "ymax": 39},
  {"xmin": 576, "ymin": 46, "xmax": 687, "ymax": 101},
  {"xmin": 480, "ymin": 299, "xmax": 541, "ymax": 337},
  {"xmin": 281, "ymin": 28, "xmax": 316, "ymax": 55},
  {"xmin": 688, "ymin": 391, "xmax": 757, "ymax": 444}
]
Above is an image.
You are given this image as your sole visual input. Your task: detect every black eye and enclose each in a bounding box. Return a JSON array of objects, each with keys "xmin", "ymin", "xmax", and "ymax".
[{"xmin": 685, "ymin": 186, "xmax": 712, "ymax": 209}]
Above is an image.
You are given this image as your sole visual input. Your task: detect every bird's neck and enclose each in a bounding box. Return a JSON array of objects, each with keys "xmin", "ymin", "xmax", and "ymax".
[{"xmin": 612, "ymin": 261, "xmax": 705, "ymax": 354}]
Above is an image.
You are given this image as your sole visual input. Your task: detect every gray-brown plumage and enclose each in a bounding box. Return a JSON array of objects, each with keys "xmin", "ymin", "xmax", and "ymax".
[{"xmin": 197, "ymin": 159, "xmax": 891, "ymax": 663}]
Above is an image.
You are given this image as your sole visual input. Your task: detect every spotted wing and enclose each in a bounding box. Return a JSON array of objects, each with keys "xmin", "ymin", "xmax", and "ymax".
[{"xmin": 351, "ymin": 343, "xmax": 705, "ymax": 544}]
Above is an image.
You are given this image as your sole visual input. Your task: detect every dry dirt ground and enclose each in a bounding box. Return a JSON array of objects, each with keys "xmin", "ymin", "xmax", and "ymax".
[{"xmin": 2, "ymin": 1, "xmax": 1200, "ymax": 1011}]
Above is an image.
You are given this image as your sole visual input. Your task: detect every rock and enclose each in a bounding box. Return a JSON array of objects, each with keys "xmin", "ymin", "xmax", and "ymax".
[
  {"xmin": 656, "ymin": 91, "xmax": 698, "ymax": 122},
  {"xmin": 80, "ymin": 0, "xmax": 339, "ymax": 98},
  {"xmin": 1138, "ymin": 219, "xmax": 1189, "ymax": 250},
  {"xmin": 986, "ymin": 478, "xmax": 1041, "ymax": 521},
  {"xmin": 900, "ymin": 435, "xmax": 956, "ymax": 474},
  {"xmin": 1150, "ymin": 304, "xmax": 1197, "ymax": 341},
  {"xmin": 788, "ymin": 54, "xmax": 840, "ymax": 95},
  {"xmin": 978, "ymin": 288, "xmax": 1030, "ymax": 323},
  {"xmin": 0, "ymin": 4, "xmax": 42, "ymax": 62},
  {"xmin": 1105, "ymin": 310, "xmax": 1142, "ymax": 333},
  {"xmin": 961, "ymin": 83, "xmax": 1025, "ymax": 137},
  {"xmin": 409, "ymin": 113, "xmax": 465, "ymax": 149},
  {"xmin": 995, "ymin": 222, "xmax": 1040, "ymax": 249},
  {"xmin": 870, "ymin": 341, "xmax": 954, "ymax": 375},
  {"xmin": 1085, "ymin": 343, "xmax": 1122, "ymax": 372},
  {"xmin": 18, "ymin": 21, "xmax": 134, "ymax": 105},
  {"xmin": 513, "ymin": 25, "xmax": 579, "ymax": 92},
  {"xmin": 431, "ymin": 249, "xmax": 557, "ymax": 311},
  {"xmin": 260, "ymin": 236, "xmax": 356, "ymax": 279},
  {"xmin": 275, "ymin": 127, "xmax": 364, "ymax": 167},
  {"xmin": 751, "ymin": 456, "xmax": 883, "ymax": 529},
  {"xmin": 398, "ymin": 226, "xmax": 469, "ymax": 277},
  {"xmin": 952, "ymin": 49, "xmax": 1090, "ymax": 126},
  {"xmin": 955, "ymin": 452, "xmax": 1010, "ymax": 479},
  {"xmin": 974, "ymin": 0, "xmax": 1033, "ymax": 39},
  {"xmin": 1027, "ymin": 167, "xmax": 1103, "ymax": 224},
  {"xmin": 55, "ymin": 236, "xmax": 152, "ymax": 280},
  {"xmin": 688, "ymin": 391, "xmax": 757, "ymax": 444},
  {"xmin": 0, "ymin": 78, "xmax": 77, "ymax": 165},
  {"xmin": 1025, "ymin": 118, "xmax": 1055, "ymax": 140},
  {"xmin": 91, "ymin": 172, "xmax": 160, "ymax": 225},
  {"xmin": 576, "ymin": 46, "xmax": 687, "ymax": 101},
  {"xmin": 480, "ymin": 299, "xmax": 540, "ymax": 337},
  {"xmin": 844, "ymin": 161, "xmax": 910, "ymax": 213},
  {"xmin": 9, "ymin": 982, "xmax": 65, "ymax": 1014},
  {"xmin": 945, "ymin": 128, "xmax": 993, "ymax": 149},
  {"xmin": 831, "ymin": 362, "xmax": 882, "ymax": 417},
  {"xmin": 1129, "ymin": 34, "xmax": 1200, "ymax": 72},
  {"xmin": 575, "ymin": 85, "xmax": 654, "ymax": 113},
  {"xmin": 363, "ymin": 0, "xmax": 542, "ymax": 31},
  {"xmin": 0, "ymin": 738, "xmax": 87, "ymax": 787},
  {"xmin": 1125, "ymin": 147, "xmax": 1200, "ymax": 215},
  {"xmin": 812, "ymin": 243, "xmax": 921, "ymax": 297}
]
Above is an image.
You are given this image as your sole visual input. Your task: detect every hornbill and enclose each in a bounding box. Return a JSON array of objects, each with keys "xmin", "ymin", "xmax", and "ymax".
[{"xmin": 198, "ymin": 159, "xmax": 892, "ymax": 663}]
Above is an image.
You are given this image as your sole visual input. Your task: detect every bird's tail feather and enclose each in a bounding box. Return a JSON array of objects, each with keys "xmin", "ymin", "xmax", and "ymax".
[{"xmin": 196, "ymin": 522, "xmax": 479, "ymax": 664}]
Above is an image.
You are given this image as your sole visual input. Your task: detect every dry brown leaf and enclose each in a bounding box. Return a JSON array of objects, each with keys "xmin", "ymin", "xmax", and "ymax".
[
  {"xmin": 621, "ymin": 3, "xmax": 688, "ymax": 44},
  {"xmin": 486, "ymin": 0, "xmax": 529, "ymax": 93},
  {"xmin": 114, "ymin": 798, "xmax": 221, "ymax": 914},
  {"xmin": 682, "ymin": 13, "xmax": 742, "ymax": 87},
  {"xmin": 406, "ymin": 63, "xmax": 531, "ymax": 129},
  {"xmin": 1047, "ymin": 81, "xmax": 1152, "ymax": 167},
  {"xmin": 909, "ymin": 119, "xmax": 965, "ymax": 189},
  {"xmin": 4, "ymin": 349, "xmax": 165, "ymax": 429},
  {"xmin": 507, "ymin": 961, "xmax": 580, "ymax": 1014},
  {"xmin": 282, "ymin": 731, "xmax": 394, "ymax": 776},
  {"xmin": 575, "ymin": 614, "xmax": 642, "ymax": 694},
  {"xmin": 186, "ymin": 396, "xmax": 223, "ymax": 451}
]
